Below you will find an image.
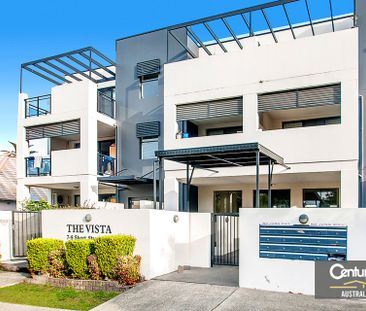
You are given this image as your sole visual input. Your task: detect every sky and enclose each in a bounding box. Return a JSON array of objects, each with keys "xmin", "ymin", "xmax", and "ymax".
[{"xmin": 0, "ymin": 0, "xmax": 354, "ymax": 151}]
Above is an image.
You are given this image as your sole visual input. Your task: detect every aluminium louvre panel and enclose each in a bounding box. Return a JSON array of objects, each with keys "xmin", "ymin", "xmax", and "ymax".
[
  {"xmin": 136, "ymin": 121, "xmax": 161, "ymax": 138},
  {"xmin": 258, "ymin": 84, "xmax": 341, "ymax": 112},
  {"xmin": 136, "ymin": 59, "xmax": 161, "ymax": 77},
  {"xmin": 26, "ymin": 119, "xmax": 80, "ymax": 140},
  {"xmin": 176, "ymin": 97, "xmax": 243, "ymax": 121}
]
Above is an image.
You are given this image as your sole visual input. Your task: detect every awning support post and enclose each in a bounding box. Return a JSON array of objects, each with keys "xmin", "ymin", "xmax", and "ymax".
[
  {"xmin": 153, "ymin": 160, "xmax": 157, "ymax": 209},
  {"xmin": 158, "ymin": 157, "xmax": 164, "ymax": 210},
  {"xmin": 268, "ymin": 159, "xmax": 272, "ymax": 208},
  {"xmin": 256, "ymin": 150, "xmax": 260, "ymax": 208}
]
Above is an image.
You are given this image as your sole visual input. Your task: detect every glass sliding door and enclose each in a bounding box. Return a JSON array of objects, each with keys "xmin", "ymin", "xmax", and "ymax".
[{"xmin": 214, "ymin": 191, "xmax": 242, "ymax": 213}]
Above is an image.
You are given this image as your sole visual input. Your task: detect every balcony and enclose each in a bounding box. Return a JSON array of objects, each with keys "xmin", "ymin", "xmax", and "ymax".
[
  {"xmin": 97, "ymin": 153, "xmax": 116, "ymax": 176},
  {"xmin": 25, "ymin": 95, "xmax": 51, "ymax": 118},
  {"xmin": 25, "ymin": 156, "xmax": 51, "ymax": 177},
  {"xmin": 97, "ymin": 89, "xmax": 115, "ymax": 119}
]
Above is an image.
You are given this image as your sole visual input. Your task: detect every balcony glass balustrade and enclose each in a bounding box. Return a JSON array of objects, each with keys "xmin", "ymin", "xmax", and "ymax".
[
  {"xmin": 25, "ymin": 156, "xmax": 51, "ymax": 176},
  {"xmin": 25, "ymin": 95, "xmax": 51, "ymax": 118}
]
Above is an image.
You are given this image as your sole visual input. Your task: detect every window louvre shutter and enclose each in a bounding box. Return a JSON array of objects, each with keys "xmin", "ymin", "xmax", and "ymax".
[
  {"xmin": 136, "ymin": 121, "xmax": 160, "ymax": 138},
  {"xmin": 26, "ymin": 119, "xmax": 80, "ymax": 140},
  {"xmin": 136, "ymin": 59, "xmax": 160, "ymax": 78},
  {"xmin": 176, "ymin": 97, "xmax": 243, "ymax": 122},
  {"xmin": 258, "ymin": 84, "xmax": 341, "ymax": 112}
]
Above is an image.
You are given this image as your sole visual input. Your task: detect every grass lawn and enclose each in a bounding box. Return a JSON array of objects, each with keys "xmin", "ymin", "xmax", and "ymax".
[{"xmin": 0, "ymin": 283, "xmax": 118, "ymax": 310}]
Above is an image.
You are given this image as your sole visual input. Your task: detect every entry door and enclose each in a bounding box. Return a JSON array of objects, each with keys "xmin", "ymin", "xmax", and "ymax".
[{"xmin": 212, "ymin": 191, "xmax": 241, "ymax": 266}]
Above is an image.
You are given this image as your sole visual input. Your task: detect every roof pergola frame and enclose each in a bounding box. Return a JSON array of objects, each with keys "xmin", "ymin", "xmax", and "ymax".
[
  {"xmin": 166, "ymin": 0, "xmax": 355, "ymax": 58},
  {"xmin": 20, "ymin": 47, "xmax": 116, "ymax": 92}
]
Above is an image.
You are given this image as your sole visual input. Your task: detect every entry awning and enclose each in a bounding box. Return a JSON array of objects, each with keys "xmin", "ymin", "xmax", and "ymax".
[
  {"xmin": 155, "ymin": 142, "xmax": 285, "ymax": 168},
  {"xmin": 97, "ymin": 175, "xmax": 153, "ymax": 185}
]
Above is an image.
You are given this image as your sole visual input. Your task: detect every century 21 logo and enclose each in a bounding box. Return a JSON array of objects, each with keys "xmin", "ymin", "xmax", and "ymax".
[{"xmin": 330, "ymin": 263, "xmax": 366, "ymax": 280}]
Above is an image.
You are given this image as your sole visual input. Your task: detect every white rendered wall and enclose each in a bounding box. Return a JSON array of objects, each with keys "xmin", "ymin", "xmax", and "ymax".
[
  {"xmin": 0, "ymin": 211, "xmax": 12, "ymax": 261},
  {"xmin": 239, "ymin": 208, "xmax": 366, "ymax": 295},
  {"xmin": 163, "ymin": 28, "xmax": 359, "ymax": 211},
  {"xmin": 42, "ymin": 209, "xmax": 211, "ymax": 279}
]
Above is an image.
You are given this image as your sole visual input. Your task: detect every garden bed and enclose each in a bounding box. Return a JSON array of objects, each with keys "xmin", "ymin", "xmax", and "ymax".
[{"xmin": 25, "ymin": 274, "xmax": 133, "ymax": 292}]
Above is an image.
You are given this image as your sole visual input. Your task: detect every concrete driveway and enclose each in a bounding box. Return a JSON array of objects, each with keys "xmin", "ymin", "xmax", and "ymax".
[
  {"xmin": 92, "ymin": 280, "xmax": 366, "ymax": 311},
  {"xmin": 0, "ymin": 271, "xmax": 29, "ymax": 288}
]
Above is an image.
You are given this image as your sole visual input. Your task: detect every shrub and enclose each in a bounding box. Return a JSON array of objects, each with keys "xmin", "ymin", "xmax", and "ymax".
[
  {"xmin": 27, "ymin": 238, "xmax": 64, "ymax": 274},
  {"xmin": 87, "ymin": 254, "xmax": 102, "ymax": 280},
  {"xmin": 22, "ymin": 199, "xmax": 55, "ymax": 212},
  {"xmin": 47, "ymin": 249, "xmax": 67, "ymax": 278},
  {"xmin": 94, "ymin": 235, "xmax": 136, "ymax": 279},
  {"xmin": 114, "ymin": 255, "xmax": 141, "ymax": 285},
  {"xmin": 65, "ymin": 240, "xmax": 95, "ymax": 279}
]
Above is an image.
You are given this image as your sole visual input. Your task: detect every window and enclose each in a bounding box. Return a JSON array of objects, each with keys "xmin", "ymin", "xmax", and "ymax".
[
  {"xmin": 140, "ymin": 75, "xmax": 159, "ymax": 99},
  {"xmin": 140, "ymin": 137, "xmax": 158, "ymax": 159},
  {"xmin": 253, "ymin": 190, "xmax": 291, "ymax": 208},
  {"xmin": 214, "ymin": 191, "xmax": 242, "ymax": 213},
  {"xmin": 303, "ymin": 189, "xmax": 339, "ymax": 208},
  {"xmin": 283, "ymin": 117, "xmax": 341, "ymax": 129}
]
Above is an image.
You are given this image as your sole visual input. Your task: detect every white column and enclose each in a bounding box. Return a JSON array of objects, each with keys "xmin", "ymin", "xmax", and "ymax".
[
  {"xmin": 16, "ymin": 182, "xmax": 30, "ymax": 209},
  {"xmin": 80, "ymin": 178, "xmax": 98, "ymax": 208},
  {"xmin": 341, "ymin": 168, "xmax": 359, "ymax": 208}
]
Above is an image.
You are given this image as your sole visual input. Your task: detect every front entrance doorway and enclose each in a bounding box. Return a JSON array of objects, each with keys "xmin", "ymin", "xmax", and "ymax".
[{"xmin": 212, "ymin": 191, "xmax": 240, "ymax": 266}]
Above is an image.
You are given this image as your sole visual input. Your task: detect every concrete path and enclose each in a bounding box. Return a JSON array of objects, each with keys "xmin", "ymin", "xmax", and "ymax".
[
  {"xmin": 154, "ymin": 266, "xmax": 239, "ymax": 287},
  {"xmin": 0, "ymin": 271, "xmax": 29, "ymax": 288},
  {"xmin": 92, "ymin": 280, "xmax": 366, "ymax": 311}
]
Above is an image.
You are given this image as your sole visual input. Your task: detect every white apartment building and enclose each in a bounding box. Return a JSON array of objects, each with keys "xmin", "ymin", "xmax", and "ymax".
[{"xmin": 16, "ymin": 0, "xmax": 365, "ymax": 214}]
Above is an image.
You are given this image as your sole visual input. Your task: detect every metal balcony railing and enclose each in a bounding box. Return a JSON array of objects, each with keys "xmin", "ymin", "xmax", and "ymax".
[
  {"xmin": 97, "ymin": 153, "xmax": 116, "ymax": 176},
  {"xmin": 25, "ymin": 94, "xmax": 51, "ymax": 118},
  {"xmin": 97, "ymin": 91, "xmax": 115, "ymax": 118},
  {"xmin": 25, "ymin": 156, "xmax": 51, "ymax": 177}
]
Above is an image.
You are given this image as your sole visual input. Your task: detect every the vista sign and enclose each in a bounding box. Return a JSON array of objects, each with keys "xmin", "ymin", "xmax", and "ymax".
[{"xmin": 66, "ymin": 223, "xmax": 112, "ymax": 240}]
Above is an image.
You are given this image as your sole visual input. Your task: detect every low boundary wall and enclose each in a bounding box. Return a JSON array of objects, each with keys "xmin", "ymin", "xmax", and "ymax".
[
  {"xmin": 42, "ymin": 209, "xmax": 211, "ymax": 279},
  {"xmin": 0, "ymin": 211, "xmax": 12, "ymax": 261}
]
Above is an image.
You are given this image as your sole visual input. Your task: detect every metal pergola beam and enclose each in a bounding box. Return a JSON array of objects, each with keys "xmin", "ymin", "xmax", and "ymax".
[
  {"xmin": 79, "ymin": 51, "xmax": 115, "ymax": 77},
  {"xmin": 168, "ymin": 30, "xmax": 197, "ymax": 58},
  {"xmin": 328, "ymin": 0, "xmax": 335, "ymax": 32},
  {"xmin": 221, "ymin": 18, "xmax": 243, "ymax": 49},
  {"xmin": 241, "ymin": 13, "xmax": 254, "ymax": 36},
  {"xmin": 54, "ymin": 58, "xmax": 98, "ymax": 83},
  {"xmin": 304, "ymin": 0, "xmax": 315, "ymax": 36},
  {"xmin": 261, "ymin": 9, "xmax": 278, "ymax": 43},
  {"xmin": 186, "ymin": 27, "xmax": 212, "ymax": 56},
  {"xmin": 43, "ymin": 60, "xmax": 82, "ymax": 82},
  {"xmin": 32, "ymin": 63, "xmax": 72, "ymax": 84},
  {"xmin": 203, "ymin": 22, "xmax": 228, "ymax": 53},
  {"xmin": 23, "ymin": 66, "xmax": 62, "ymax": 86},
  {"xmin": 282, "ymin": 4, "xmax": 296, "ymax": 39},
  {"xmin": 66, "ymin": 55, "xmax": 107, "ymax": 80}
]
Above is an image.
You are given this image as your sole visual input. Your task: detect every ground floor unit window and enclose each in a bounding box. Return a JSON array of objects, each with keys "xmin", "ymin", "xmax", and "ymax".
[
  {"xmin": 253, "ymin": 190, "xmax": 291, "ymax": 208},
  {"xmin": 303, "ymin": 189, "xmax": 339, "ymax": 208}
]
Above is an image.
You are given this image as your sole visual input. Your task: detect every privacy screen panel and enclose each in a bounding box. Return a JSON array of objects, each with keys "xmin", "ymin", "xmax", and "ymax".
[
  {"xmin": 258, "ymin": 84, "xmax": 341, "ymax": 112},
  {"xmin": 176, "ymin": 97, "xmax": 243, "ymax": 121},
  {"xmin": 26, "ymin": 119, "xmax": 80, "ymax": 140},
  {"xmin": 136, "ymin": 59, "xmax": 161, "ymax": 78},
  {"xmin": 136, "ymin": 121, "xmax": 160, "ymax": 138},
  {"xmin": 259, "ymin": 224, "xmax": 347, "ymax": 261}
]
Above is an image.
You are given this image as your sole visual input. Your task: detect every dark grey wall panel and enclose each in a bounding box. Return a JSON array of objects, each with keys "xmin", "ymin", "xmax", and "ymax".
[{"xmin": 115, "ymin": 28, "xmax": 190, "ymax": 180}]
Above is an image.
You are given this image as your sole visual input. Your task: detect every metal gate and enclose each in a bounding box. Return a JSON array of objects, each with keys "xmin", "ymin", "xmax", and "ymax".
[
  {"xmin": 12, "ymin": 211, "xmax": 42, "ymax": 257},
  {"xmin": 211, "ymin": 213, "xmax": 239, "ymax": 266}
]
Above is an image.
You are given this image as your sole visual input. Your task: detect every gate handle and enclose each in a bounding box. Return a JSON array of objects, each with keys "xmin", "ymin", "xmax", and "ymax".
[{"xmin": 225, "ymin": 217, "xmax": 229, "ymax": 223}]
